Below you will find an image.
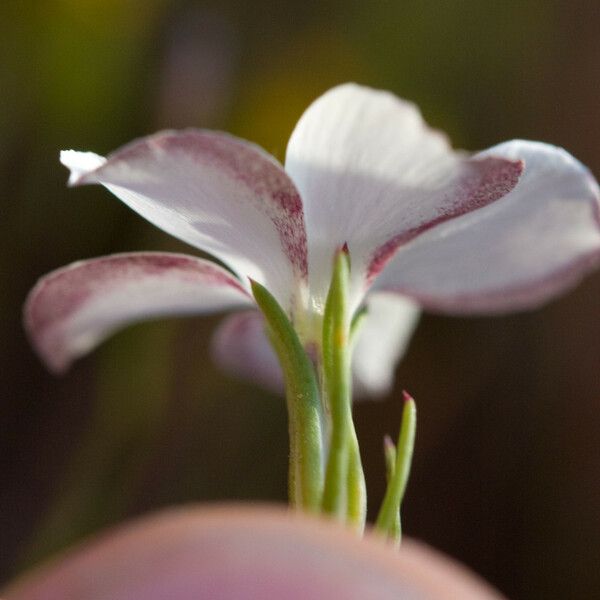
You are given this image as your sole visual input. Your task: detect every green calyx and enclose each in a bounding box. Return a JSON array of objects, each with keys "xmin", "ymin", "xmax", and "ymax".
[
  {"xmin": 321, "ymin": 247, "xmax": 366, "ymax": 529},
  {"xmin": 375, "ymin": 392, "xmax": 417, "ymax": 544},
  {"xmin": 252, "ymin": 247, "xmax": 415, "ymax": 540},
  {"xmin": 251, "ymin": 279, "xmax": 323, "ymax": 512}
]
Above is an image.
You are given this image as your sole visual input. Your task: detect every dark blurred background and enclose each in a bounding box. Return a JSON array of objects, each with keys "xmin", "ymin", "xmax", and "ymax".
[{"xmin": 1, "ymin": 1, "xmax": 599, "ymax": 598}]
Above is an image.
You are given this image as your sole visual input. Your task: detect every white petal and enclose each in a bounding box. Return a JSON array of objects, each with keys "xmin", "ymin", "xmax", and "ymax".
[
  {"xmin": 60, "ymin": 130, "xmax": 308, "ymax": 311},
  {"xmin": 375, "ymin": 141, "xmax": 600, "ymax": 313},
  {"xmin": 352, "ymin": 293, "xmax": 420, "ymax": 398},
  {"xmin": 210, "ymin": 310, "xmax": 283, "ymax": 393},
  {"xmin": 61, "ymin": 150, "xmax": 106, "ymax": 185},
  {"xmin": 285, "ymin": 83, "xmax": 521, "ymax": 313},
  {"xmin": 212, "ymin": 297, "xmax": 419, "ymax": 400},
  {"xmin": 24, "ymin": 253, "xmax": 252, "ymax": 373}
]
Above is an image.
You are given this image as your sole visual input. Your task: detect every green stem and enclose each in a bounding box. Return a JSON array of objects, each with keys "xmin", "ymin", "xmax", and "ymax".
[
  {"xmin": 251, "ymin": 280, "xmax": 323, "ymax": 511},
  {"xmin": 375, "ymin": 393, "xmax": 416, "ymax": 542}
]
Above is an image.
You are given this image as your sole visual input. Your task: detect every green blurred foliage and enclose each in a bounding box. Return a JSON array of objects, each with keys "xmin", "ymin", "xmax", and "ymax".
[{"xmin": 1, "ymin": 1, "xmax": 599, "ymax": 598}]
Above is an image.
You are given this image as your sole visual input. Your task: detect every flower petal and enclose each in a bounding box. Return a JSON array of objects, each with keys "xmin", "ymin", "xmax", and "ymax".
[
  {"xmin": 61, "ymin": 129, "xmax": 308, "ymax": 311},
  {"xmin": 212, "ymin": 299, "xmax": 419, "ymax": 399},
  {"xmin": 3, "ymin": 505, "xmax": 504, "ymax": 600},
  {"xmin": 285, "ymin": 83, "xmax": 522, "ymax": 312},
  {"xmin": 61, "ymin": 150, "xmax": 106, "ymax": 184},
  {"xmin": 374, "ymin": 141, "xmax": 600, "ymax": 313},
  {"xmin": 24, "ymin": 253, "xmax": 252, "ymax": 373},
  {"xmin": 211, "ymin": 310, "xmax": 284, "ymax": 393},
  {"xmin": 352, "ymin": 293, "xmax": 420, "ymax": 398}
]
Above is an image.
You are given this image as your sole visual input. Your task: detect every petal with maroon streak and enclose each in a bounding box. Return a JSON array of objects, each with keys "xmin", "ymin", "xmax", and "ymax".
[
  {"xmin": 61, "ymin": 129, "xmax": 307, "ymax": 311},
  {"xmin": 285, "ymin": 83, "xmax": 521, "ymax": 313},
  {"xmin": 24, "ymin": 252, "xmax": 252, "ymax": 373},
  {"xmin": 374, "ymin": 140, "xmax": 600, "ymax": 313}
]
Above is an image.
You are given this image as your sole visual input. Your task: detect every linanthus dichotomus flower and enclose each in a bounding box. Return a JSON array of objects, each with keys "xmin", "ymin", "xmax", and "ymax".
[{"xmin": 24, "ymin": 84, "xmax": 600, "ymax": 397}]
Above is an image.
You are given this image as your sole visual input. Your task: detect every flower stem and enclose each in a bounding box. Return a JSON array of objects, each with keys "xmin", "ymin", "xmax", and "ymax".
[
  {"xmin": 251, "ymin": 280, "xmax": 323, "ymax": 512},
  {"xmin": 375, "ymin": 392, "xmax": 416, "ymax": 543}
]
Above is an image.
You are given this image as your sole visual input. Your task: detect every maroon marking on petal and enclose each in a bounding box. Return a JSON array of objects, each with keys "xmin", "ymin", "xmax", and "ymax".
[
  {"xmin": 25, "ymin": 253, "xmax": 249, "ymax": 340},
  {"xmin": 98, "ymin": 130, "xmax": 308, "ymax": 278},
  {"xmin": 368, "ymin": 237, "xmax": 406, "ymax": 285},
  {"xmin": 271, "ymin": 191, "xmax": 309, "ymax": 278},
  {"xmin": 366, "ymin": 157, "xmax": 524, "ymax": 284},
  {"xmin": 402, "ymin": 390, "xmax": 414, "ymax": 403}
]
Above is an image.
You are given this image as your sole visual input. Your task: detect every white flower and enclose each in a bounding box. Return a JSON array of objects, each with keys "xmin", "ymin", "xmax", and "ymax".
[{"xmin": 24, "ymin": 84, "xmax": 600, "ymax": 397}]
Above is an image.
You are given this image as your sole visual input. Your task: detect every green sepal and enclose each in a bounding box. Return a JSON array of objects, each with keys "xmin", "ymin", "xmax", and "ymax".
[
  {"xmin": 350, "ymin": 305, "xmax": 368, "ymax": 344},
  {"xmin": 382, "ymin": 435, "xmax": 401, "ymax": 539},
  {"xmin": 251, "ymin": 279, "xmax": 323, "ymax": 512},
  {"xmin": 321, "ymin": 248, "xmax": 366, "ymax": 527},
  {"xmin": 375, "ymin": 392, "xmax": 417, "ymax": 543}
]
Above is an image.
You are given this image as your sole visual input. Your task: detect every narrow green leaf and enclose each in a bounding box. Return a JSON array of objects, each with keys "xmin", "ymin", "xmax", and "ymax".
[
  {"xmin": 350, "ymin": 305, "xmax": 367, "ymax": 343},
  {"xmin": 383, "ymin": 434, "xmax": 396, "ymax": 482},
  {"xmin": 375, "ymin": 392, "xmax": 417, "ymax": 543},
  {"xmin": 346, "ymin": 429, "xmax": 367, "ymax": 531},
  {"xmin": 383, "ymin": 435, "xmax": 401, "ymax": 539},
  {"xmin": 321, "ymin": 248, "xmax": 352, "ymax": 517},
  {"xmin": 251, "ymin": 280, "xmax": 323, "ymax": 512},
  {"xmin": 321, "ymin": 248, "xmax": 365, "ymax": 527}
]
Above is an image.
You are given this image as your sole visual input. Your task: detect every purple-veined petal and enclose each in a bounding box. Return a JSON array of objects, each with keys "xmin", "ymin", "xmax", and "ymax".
[
  {"xmin": 352, "ymin": 293, "xmax": 420, "ymax": 398},
  {"xmin": 374, "ymin": 141, "xmax": 600, "ymax": 313},
  {"xmin": 3, "ymin": 505, "xmax": 504, "ymax": 600},
  {"xmin": 24, "ymin": 252, "xmax": 253, "ymax": 373},
  {"xmin": 211, "ymin": 299, "xmax": 419, "ymax": 399},
  {"xmin": 211, "ymin": 310, "xmax": 284, "ymax": 393},
  {"xmin": 285, "ymin": 83, "xmax": 522, "ymax": 313},
  {"xmin": 61, "ymin": 129, "xmax": 307, "ymax": 311}
]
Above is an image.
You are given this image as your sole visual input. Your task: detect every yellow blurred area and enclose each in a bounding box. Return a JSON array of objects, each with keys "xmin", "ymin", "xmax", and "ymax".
[{"xmin": 232, "ymin": 30, "xmax": 369, "ymax": 155}]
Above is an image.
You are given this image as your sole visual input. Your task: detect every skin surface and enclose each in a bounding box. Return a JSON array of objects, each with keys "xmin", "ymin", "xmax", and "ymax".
[{"xmin": 4, "ymin": 504, "xmax": 505, "ymax": 600}]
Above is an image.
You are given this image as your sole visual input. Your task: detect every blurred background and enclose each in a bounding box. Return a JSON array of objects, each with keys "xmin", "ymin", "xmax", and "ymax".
[{"xmin": 1, "ymin": 1, "xmax": 599, "ymax": 597}]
